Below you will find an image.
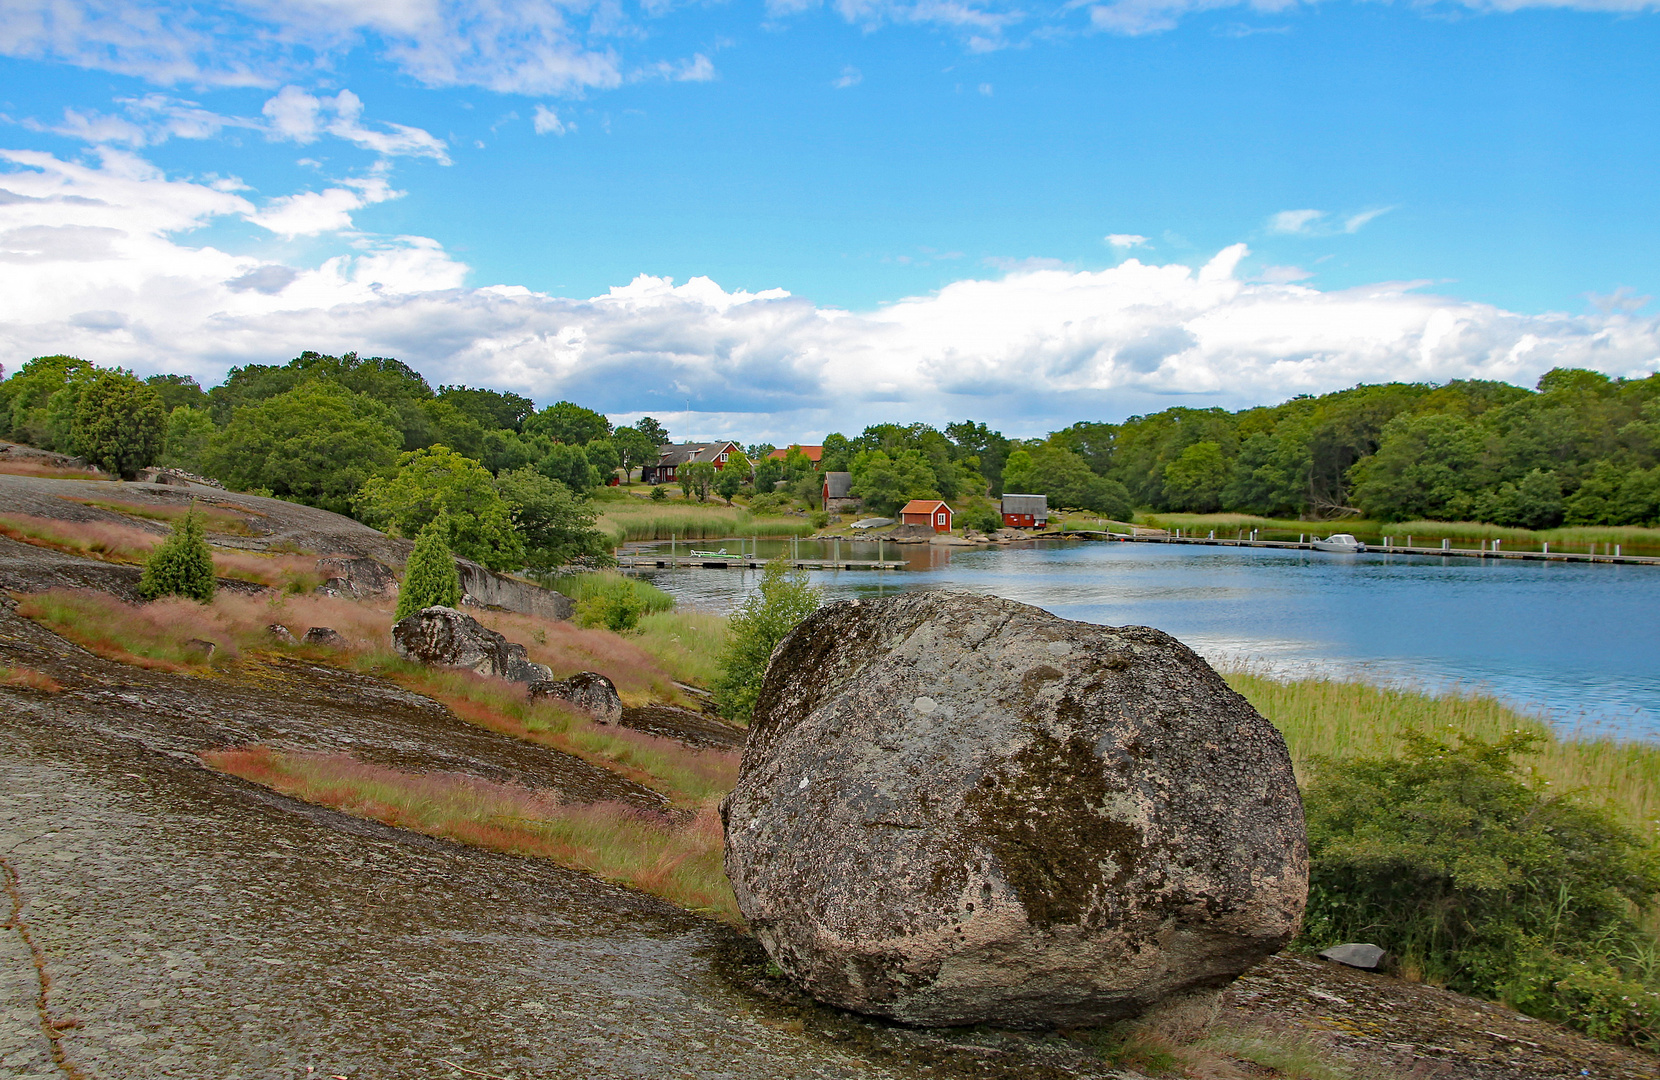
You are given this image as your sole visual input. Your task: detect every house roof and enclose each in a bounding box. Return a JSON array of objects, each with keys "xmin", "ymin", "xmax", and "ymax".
[
  {"xmin": 766, "ymin": 444, "xmax": 823, "ymax": 462},
  {"xmin": 653, "ymin": 442, "xmax": 739, "ymax": 467},
  {"xmin": 823, "ymin": 471, "xmax": 853, "ymax": 498},
  {"xmin": 900, "ymin": 499, "xmax": 952, "ymax": 516}
]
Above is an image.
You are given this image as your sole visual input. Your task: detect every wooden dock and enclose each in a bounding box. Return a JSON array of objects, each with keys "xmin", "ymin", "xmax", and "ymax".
[
  {"xmin": 1046, "ymin": 531, "xmax": 1660, "ymax": 566},
  {"xmin": 615, "ymin": 555, "xmax": 905, "ymax": 571}
]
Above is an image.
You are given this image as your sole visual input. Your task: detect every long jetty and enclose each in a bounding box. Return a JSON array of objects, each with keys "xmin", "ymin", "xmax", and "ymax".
[
  {"xmin": 615, "ymin": 554, "xmax": 904, "ymax": 570},
  {"xmin": 1046, "ymin": 531, "xmax": 1660, "ymax": 566}
]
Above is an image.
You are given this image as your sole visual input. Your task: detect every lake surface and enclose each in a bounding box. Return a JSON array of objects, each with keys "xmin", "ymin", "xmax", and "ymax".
[{"xmin": 632, "ymin": 539, "xmax": 1660, "ymax": 740}]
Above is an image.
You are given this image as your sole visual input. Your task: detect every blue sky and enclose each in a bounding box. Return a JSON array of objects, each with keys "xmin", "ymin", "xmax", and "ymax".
[{"xmin": 2, "ymin": 0, "xmax": 1658, "ymax": 439}]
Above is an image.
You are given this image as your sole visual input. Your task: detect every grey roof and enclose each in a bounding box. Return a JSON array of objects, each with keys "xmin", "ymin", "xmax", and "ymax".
[
  {"xmin": 823, "ymin": 471, "xmax": 853, "ymax": 498},
  {"xmin": 1000, "ymin": 494, "xmax": 1049, "ymax": 514},
  {"xmin": 653, "ymin": 442, "xmax": 737, "ymax": 468}
]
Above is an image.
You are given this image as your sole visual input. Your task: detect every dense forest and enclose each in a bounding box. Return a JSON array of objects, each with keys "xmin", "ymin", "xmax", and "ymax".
[{"xmin": 3, "ymin": 353, "xmax": 1659, "ymax": 564}]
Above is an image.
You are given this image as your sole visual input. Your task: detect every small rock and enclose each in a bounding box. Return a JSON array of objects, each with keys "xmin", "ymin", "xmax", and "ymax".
[
  {"xmin": 266, "ymin": 624, "xmax": 297, "ymax": 644},
  {"xmin": 302, "ymin": 627, "xmax": 345, "ymax": 647},
  {"xmin": 391, "ymin": 606, "xmax": 547, "ymax": 683},
  {"xmin": 529, "ymin": 671, "xmax": 623, "ymax": 724},
  {"xmin": 1318, "ymin": 943, "xmax": 1388, "ymax": 970},
  {"xmin": 183, "ymin": 638, "xmax": 216, "ymax": 659}
]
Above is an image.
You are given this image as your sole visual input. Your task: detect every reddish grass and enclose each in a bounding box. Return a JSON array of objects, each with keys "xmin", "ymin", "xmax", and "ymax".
[
  {"xmin": 202, "ymin": 745, "xmax": 738, "ymax": 921},
  {"xmin": 62, "ymin": 496, "xmax": 260, "ymax": 536},
  {"xmin": 0, "ymin": 460, "xmax": 108, "ymax": 480},
  {"xmin": 14, "ymin": 586, "xmax": 739, "ymax": 806},
  {"xmin": 0, "ymin": 666, "xmax": 62, "ymax": 692},
  {"xmin": 0, "ymin": 513, "xmax": 157, "ymax": 563},
  {"xmin": 471, "ymin": 607, "xmax": 687, "ymax": 706},
  {"xmin": 0, "ymin": 512, "xmax": 324, "ymax": 590},
  {"xmin": 364, "ymin": 659, "xmax": 740, "ymax": 805}
]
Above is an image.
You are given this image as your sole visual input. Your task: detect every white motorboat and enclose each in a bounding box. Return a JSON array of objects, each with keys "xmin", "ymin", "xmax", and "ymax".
[
  {"xmin": 1311, "ymin": 533, "xmax": 1366, "ymax": 553},
  {"xmin": 688, "ymin": 548, "xmax": 731, "ymax": 558}
]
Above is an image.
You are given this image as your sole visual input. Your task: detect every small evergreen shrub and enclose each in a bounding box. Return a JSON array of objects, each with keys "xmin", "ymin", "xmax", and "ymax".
[
  {"xmin": 395, "ymin": 513, "xmax": 461, "ymax": 621},
  {"xmin": 137, "ymin": 507, "xmax": 215, "ymax": 602},
  {"xmin": 712, "ymin": 558, "xmax": 822, "ymax": 725},
  {"xmin": 650, "ymin": 485, "xmax": 667, "ymax": 501}
]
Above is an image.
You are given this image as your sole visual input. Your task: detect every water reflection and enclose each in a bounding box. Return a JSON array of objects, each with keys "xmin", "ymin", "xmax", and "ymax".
[{"xmin": 633, "ymin": 538, "xmax": 1660, "ymax": 740}]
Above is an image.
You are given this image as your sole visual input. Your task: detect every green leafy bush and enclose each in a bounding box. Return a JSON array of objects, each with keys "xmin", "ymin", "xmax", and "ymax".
[
  {"xmin": 395, "ymin": 514, "xmax": 462, "ymax": 621},
  {"xmin": 353, "ymin": 445, "xmax": 525, "ymax": 572},
  {"xmin": 649, "ymin": 485, "xmax": 667, "ymax": 501},
  {"xmin": 137, "ymin": 507, "xmax": 216, "ymax": 602},
  {"xmin": 574, "ymin": 577, "xmax": 647, "ymax": 632},
  {"xmin": 712, "ymin": 558, "xmax": 822, "ymax": 725},
  {"xmin": 1301, "ymin": 731, "xmax": 1660, "ymax": 1047}
]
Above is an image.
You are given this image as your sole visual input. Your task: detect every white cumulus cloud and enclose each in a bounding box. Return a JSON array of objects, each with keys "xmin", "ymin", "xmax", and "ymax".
[
  {"xmin": 1106, "ymin": 233, "xmax": 1148, "ymax": 249},
  {"xmin": 3, "ymin": 147, "xmax": 1658, "ymax": 441},
  {"xmin": 532, "ymin": 105, "xmax": 569, "ymax": 135}
]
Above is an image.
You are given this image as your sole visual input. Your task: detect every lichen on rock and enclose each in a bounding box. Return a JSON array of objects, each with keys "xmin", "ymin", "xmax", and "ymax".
[{"xmin": 721, "ymin": 590, "xmax": 1308, "ymax": 1029}]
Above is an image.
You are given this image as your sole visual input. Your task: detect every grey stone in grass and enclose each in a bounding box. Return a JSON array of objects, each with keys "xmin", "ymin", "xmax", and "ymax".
[
  {"xmin": 1317, "ymin": 943, "xmax": 1388, "ymax": 970},
  {"xmin": 302, "ymin": 627, "xmax": 345, "ymax": 647},
  {"xmin": 265, "ymin": 624, "xmax": 297, "ymax": 645},
  {"xmin": 722, "ymin": 590, "xmax": 1309, "ymax": 1029},
  {"xmin": 391, "ymin": 605, "xmax": 551, "ymax": 684},
  {"xmin": 529, "ymin": 671, "xmax": 623, "ymax": 724}
]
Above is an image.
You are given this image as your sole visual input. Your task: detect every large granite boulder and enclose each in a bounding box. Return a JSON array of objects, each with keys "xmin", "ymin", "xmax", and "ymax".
[
  {"xmin": 721, "ymin": 591, "xmax": 1307, "ymax": 1029},
  {"xmin": 392, "ymin": 606, "xmax": 552, "ymax": 684},
  {"xmin": 529, "ymin": 671, "xmax": 624, "ymax": 724},
  {"xmin": 315, "ymin": 556, "xmax": 399, "ymax": 600}
]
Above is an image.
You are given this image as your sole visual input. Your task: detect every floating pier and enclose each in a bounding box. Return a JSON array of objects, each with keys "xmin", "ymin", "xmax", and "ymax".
[
  {"xmin": 615, "ymin": 555, "xmax": 904, "ymax": 570},
  {"xmin": 1046, "ymin": 531, "xmax": 1660, "ymax": 566}
]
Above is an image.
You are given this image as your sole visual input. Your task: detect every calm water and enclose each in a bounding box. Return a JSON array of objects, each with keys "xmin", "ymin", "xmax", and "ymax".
[{"xmin": 632, "ymin": 539, "xmax": 1660, "ymax": 740}]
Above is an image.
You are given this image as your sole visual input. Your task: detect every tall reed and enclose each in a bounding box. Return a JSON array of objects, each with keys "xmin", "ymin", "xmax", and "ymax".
[
  {"xmin": 1227, "ymin": 670, "xmax": 1660, "ymax": 837},
  {"xmin": 597, "ymin": 504, "xmax": 814, "ymax": 543}
]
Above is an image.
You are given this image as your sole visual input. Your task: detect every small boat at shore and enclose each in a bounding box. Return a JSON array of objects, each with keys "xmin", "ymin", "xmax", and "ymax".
[
  {"xmin": 688, "ymin": 548, "xmax": 732, "ymax": 558},
  {"xmin": 1312, "ymin": 533, "xmax": 1366, "ymax": 554}
]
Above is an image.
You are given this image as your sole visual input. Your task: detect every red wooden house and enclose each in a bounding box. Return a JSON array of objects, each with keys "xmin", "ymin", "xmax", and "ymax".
[{"xmin": 900, "ymin": 499, "xmax": 953, "ymax": 533}]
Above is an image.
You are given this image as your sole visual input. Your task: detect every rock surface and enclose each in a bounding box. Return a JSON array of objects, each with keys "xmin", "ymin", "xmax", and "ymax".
[
  {"xmin": 303, "ymin": 626, "xmax": 346, "ymax": 647},
  {"xmin": 1318, "ymin": 943, "xmax": 1388, "ymax": 970},
  {"xmin": 315, "ymin": 556, "xmax": 399, "ymax": 599},
  {"xmin": 392, "ymin": 606, "xmax": 552, "ymax": 684},
  {"xmin": 529, "ymin": 671, "xmax": 624, "ymax": 724},
  {"xmin": 722, "ymin": 590, "xmax": 1308, "ymax": 1029}
]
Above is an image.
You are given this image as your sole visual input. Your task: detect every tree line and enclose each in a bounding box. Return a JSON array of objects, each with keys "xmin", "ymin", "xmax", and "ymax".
[
  {"xmin": 4, "ymin": 353, "xmax": 1657, "ymax": 562},
  {"xmin": 802, "ymin": 369, "xmax": 1660, "ymax": 529},
  {"xmin": 0, "ymin": 352, "xmax": 653, "ymax": 571}
]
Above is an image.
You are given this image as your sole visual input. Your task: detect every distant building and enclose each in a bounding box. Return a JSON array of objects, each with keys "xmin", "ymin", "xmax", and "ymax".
[
  {"xmin": 900, "ymin": 499, "xmax": 954, "ymax": 533},
  {"xmin": 766, "ymin": 445, "xmax": 823, "ymax": 469},
  {"xmin": 1000, "ymin": 494, "xmax": 1048, "ymax": 528},
  {"xmin": 822, "ymin": 471, "xmax": 859, "ymax": 511},
  {"xmin": 641, "ymin": 442, "xmax": 741, "ymax": 486}
]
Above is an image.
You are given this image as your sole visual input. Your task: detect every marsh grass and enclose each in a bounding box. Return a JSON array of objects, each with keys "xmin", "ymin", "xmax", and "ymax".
[
  {"xmin": 1143, "ymin": 512, "xmax": 1660, "ymax": 552},
  {"xmin": 63, "ymin": 496, "xmax": 260, "ymax": 536},
  {"xmin": 1227, "ymin": 670, "xmax": 1660, "ymax": 837},
  {"xmin": 201, "ymin": 745, "xmax": 738, "ymax": 920},
  {"xmin": 598, "ymin": 503, "xmax": 813, "ymax": 543}
]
